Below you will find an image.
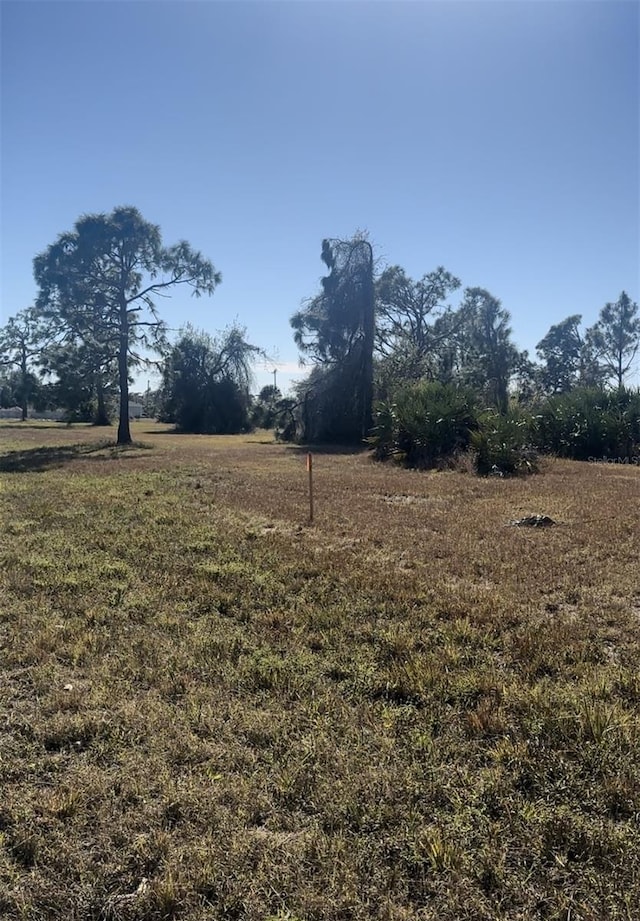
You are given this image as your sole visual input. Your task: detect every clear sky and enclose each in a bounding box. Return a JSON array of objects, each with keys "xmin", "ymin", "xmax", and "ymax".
[{"xmin": 2, "ymin": 0, "xmax": 639, "ymax": 393}]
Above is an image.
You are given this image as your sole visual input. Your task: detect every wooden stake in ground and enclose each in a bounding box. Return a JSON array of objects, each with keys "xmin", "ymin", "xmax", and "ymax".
[{"xmin": 307, "ymin": 452, "xmax": 314, "ymax": 522}]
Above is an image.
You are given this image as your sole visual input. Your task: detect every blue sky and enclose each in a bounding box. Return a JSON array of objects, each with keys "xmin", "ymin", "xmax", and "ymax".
[{"xmin": 2, "ymin": 0, "xmax": 638, "ymax": 393}]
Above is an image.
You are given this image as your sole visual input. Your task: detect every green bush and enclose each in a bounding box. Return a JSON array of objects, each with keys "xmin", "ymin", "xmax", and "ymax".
[
  {"xmin": 471, "ymin": 410, "xmax": 538, "ymax": 476},
  {"xmin": 369, "ymin": 381, "xmax": 478, "ymax": 467},
  {"xmin": 369, "ymin": 382, "xmax": 640, "ymax": 473},
  {"xmin": 161, "ymin": 376, "xmax": 251, "ymax": 434},
  {"xmin": 533, "ymin": 388, "xmax": 640, "ymax": 461}
]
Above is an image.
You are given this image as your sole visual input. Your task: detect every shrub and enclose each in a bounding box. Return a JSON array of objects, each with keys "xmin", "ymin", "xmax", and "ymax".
[
  {"xmin": 471, "ymin": 409, "xmax": 538, "ymax": 476},
  {"xmin": 533, "ymin": 388, "xmax": 640, "ymax": 461},
  {"xmin": 295, "ymin": 362, "xmax": 369, "ymax": 444},
  {"xmin": 162, "ymin": 376, "xmax": 251, "ymax": 434},
  {"xmin": 368, "ymin": 381, "xmax": 478, "ymax": 467}
]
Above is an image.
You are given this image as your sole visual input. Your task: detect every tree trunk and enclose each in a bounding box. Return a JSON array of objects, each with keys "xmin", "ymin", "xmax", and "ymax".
[
  {"xmin": 94, "ymin": 374, "xmax": 110, "ymax": 426},
  {"xmin": 20, "ymin": 352, "xmax": 28, "ymax": 421},
  {"xmin": 117, "ymin": 301, "xmax": 132, "ymax": 445},
  {"xmin": 617, "ymin": 350, "xmax": 623, "ymax": 390}
]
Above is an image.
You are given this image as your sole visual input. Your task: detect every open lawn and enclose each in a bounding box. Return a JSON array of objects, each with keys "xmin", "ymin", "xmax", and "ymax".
[{"xmin": 1, "ymin": 422, "xmax": 639, "ymax": 920}]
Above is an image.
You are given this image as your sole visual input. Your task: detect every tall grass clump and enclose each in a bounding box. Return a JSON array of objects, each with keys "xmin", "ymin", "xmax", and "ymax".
[
  {"xmin": 533, "ymin": 387, "xmax": 640, "ymax": 461},
  {"xmin": 368, "ymin": 381, "xmax": 477, "ymax": 467}
]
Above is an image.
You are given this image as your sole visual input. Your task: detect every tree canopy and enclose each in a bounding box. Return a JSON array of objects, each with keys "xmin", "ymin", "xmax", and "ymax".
[
  {"xmin": 588, "ymin": 291, "xmax": 640, "ymax": 389},
  {"xmin": 375, "ymin": 265, "xmax": 461, "ymax": 389},
  {"xmin": 0, "ymin": 307, "xmax": 51, "ymax": 420},
  {"xmin": 34, "ymin": 206, "xmax": 220, "ymax": 443},
  {"xmin": 455, "ymin": 288, "xmax": 522, "ymax": 413},
  {"xmin": 535, "ymin": 314, "xmax": 605, "ymax": 394},
  {"xmin": 290, "ymin": 234, "xmax": 375, "ymax": 442},
  {"xmin": 160, "ymin": 325, "xmax": 261, "ymax": 434}
]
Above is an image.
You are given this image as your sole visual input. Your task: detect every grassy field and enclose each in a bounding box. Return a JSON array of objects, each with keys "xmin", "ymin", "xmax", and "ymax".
[{"xmin": 1, "ymin": 421, "xmax": 639, "ymax": 921}]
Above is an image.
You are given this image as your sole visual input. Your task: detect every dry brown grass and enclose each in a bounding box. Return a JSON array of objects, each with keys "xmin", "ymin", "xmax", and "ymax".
[{"xmin": 1, "ymin": 420, "xmax": 639, "ymax": 920}]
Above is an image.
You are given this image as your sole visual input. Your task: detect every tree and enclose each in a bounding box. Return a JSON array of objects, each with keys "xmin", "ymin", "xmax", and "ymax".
[
  {"xmin": 40, "ymin": 339, "xmax": 119, "ymax": 423},
  {"xmin": 251, "ymin": 384, "xmax": 282, "ymax": 430},
  {"xmin": 290, "ymin": 233, "xmax": 375, "ymax": 442},
  {"xmin": 375, "ymin": 265, "xmax": 461, "ymax": 389},
  {"xmin": 34, "ymin": 205, "xmax": 221, "ymax": 444},
  {"xmin": 160, "ymin": 325, "xmax": 261, "ymax": 434},
  {"xmin": 0, "ymin": 307, "xmax": 49, "ymax": 420},
  {"xmin": 587, "ymin": 292, "xmax": 640, "ymax": 389},
  {"xmin": 511, "ymin": 350, "xmax": 541, "ymax": 404},
  {"xmin": 0, "ymin": 367, "xmax": 51, "ymax": 414},
  {"xmin": 454, "ymin": 288, "xmax": 521, "ymax": 413},
  {"xmin": 536, "ymin": 314, "xmax": 583, "ymax": 394},
  {"xmin": 535, "ymin": 314, "xmax": 604, "ymax": 394}
]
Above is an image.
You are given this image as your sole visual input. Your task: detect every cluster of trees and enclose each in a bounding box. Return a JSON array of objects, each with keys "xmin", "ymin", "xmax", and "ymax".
[
  {"xmin": 1, "ymin": 205, "xmax": 288, "ymax": 438},
  {"xmin": 2, "ymin": 212, "xmax": 638, "ymax": 467},
  {"xmin": 287, "ymin": 233, "xmax": 640, "ymax": 459},
  {"xmin": 1, "ymin": 206, "xmax": 220, "ymax": 442},
  {"xmin": 158, "ymin": 325, "xmax": 261, "ymax": 434}
]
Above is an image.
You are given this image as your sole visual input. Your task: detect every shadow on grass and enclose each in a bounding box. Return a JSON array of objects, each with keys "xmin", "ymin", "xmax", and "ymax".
[
  {"xmin": 139, "ymin": 427, "xmax": 190, "ymax": 436},
  {"xmin": 140, "ymin": 429, "xmax": 274, "ymax": 441},
  {"xmin": 285, "ymin": 442, "xmax": 370, "ymax": 457},
  {"xmin": 0, "ymin": 441, "xmax": 153, "ymax": 473},
  {"xmin": 0, "ymin": 422, "xmax": 94, "ymax": 432}
]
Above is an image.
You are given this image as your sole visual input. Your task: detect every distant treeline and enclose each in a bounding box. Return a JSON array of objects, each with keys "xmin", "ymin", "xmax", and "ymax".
[{"xmin": 1, "ymin": 215, "xmax": 638, "ymax": 473}]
